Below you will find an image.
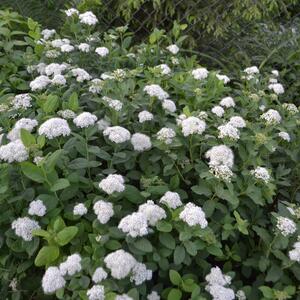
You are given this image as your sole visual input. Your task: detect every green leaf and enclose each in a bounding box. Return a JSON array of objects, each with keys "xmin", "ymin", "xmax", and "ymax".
[
  {"xmin": 233, "ymin": 211, "xmax": 249, "ymax": 235},
  {"xmin": 169, "ymin": 270, "xmax": 182, "ymax": 285},
  {"xmin": 56, "ymin": 226, "xmax": 78, "ymax": 246},
  {"xmin": 53, "ymin": 217, "xmax": 66, "ymax": 232},
  {"xmin": 265, "ymin": 264, "xmax": 283, "ymax": 282},
  {"xmin": 68, "ymin": 92, "xmax": 79, "ymax": 111},
  {"xmin": 50, "ymin": 178, "xmax": 70, "ymax": 192},
  {"xmin": 133, "ymin": 238, "xmax": 153, "ymax": 253},
  {"xmin": 174, "ymin": 246, "xmax": 185, "ymax": 265},
  {"xmin": 159, "ymin": 233, "xmax": 175, "ymax": 249},
  {"xmin": 123, "ymin": 185, "xmax": 144, "ymax": 204},
  {"xmin": 44, "ymin": 150, "xmax": 64, "ymax": 171},
  {"xmin": 207, "ymin": 245, "xmax": 223, "ymax": 257},
  {"xmin": 156, "ymin": 220, "xmax": 172, "ymax": 232},
  {"xmin": 32, "ymin": 229, "xmax": 51, "ymax": 239},
  {"xmin": 191, "ymin": 183, "xmax": 212, "ymax": 197},
  {"xmin": 168, "ymin": 288, "xmax": 182, "ymax": 300},
  {"xmin": 259, "ymin": 286, "xmax": 274, "ymax": 298},
  {"xmin": 34, "ymin": 246, "xmax": 59, "ymax": 266},
  {"xmin": 43, "ymin": 95, "xmax": 59, "ymax": 113},
  {"xmin": 20, "ymin": 129, "xmax": 36, "ymax": 147},
  {"xmin": 20, "ymin": 162, "xmax": 44, "ymax": 183}
]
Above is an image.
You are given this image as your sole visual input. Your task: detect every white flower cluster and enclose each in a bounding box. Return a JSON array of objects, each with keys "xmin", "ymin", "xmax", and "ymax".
[
  {"xmin": 104, "ymin": 249, "xmax": 136, "ymax": 279},
  {"xmin": 282, "ymin": 103, "xmax": 298, "ymax": 114},
  {"xmin": 87, "ymin": 285, "xmax": 105, "ymax": 300},
  {"xmin": 156, "ymin": 127, "xmax": 176, "ymax": 144},
  {"xmin": 205, "ymin": 267, "xmax": 235, "ymax": 300},
  {"xmin": 30, "ymin": 75, "xmax": 51, "ymax": 91},
  {"xmin": 211, "ymin": 106, "xmax": 224, "ymax": 117},
  {"xmin": 220, "ymin": 97, "xmax": 235, "ymax": 108},
  {"xmin": 103, "ymin": 126, "xmax": 131, "ymax": 143},
  {"xmin": 162, "ymin": 99, "xmax": 176, "ymax": 113},
  {"xmin": 217, "ymin": 123, "xmax": 240, "ymax": 140},
  {"xmin": 73, "ymin": 112, "xmax": 97, "ymax": 128},
  {"xmin": 192, "ymin": 67, "xmax": 209, "ymax": 80},
  {"xmin": 28, "ymin": 199, "xmax": 46, "ymax": 217},
  {"xmin": 45, "ymin": 63, "xmax": 67, "ymax": 76},
  {"xmin": 79, "ymin": 11, "xmax": 98, "ymax": 25},
  {"xmin": 59, "ymin": 253, "xmax": 82, "ymax": 276},
  {"xmin": 41, "ymin": 29, "xmax": 56, "ymax": 40},
  {"xmin": 95, "ymin": 47, "xmax": 109, "ymax": 57},
  {"xmin": 160, "ymin": 191, "xmax": 182, "ymax": 209},
  {"xmin": 250, "ymin": 167, "xmax": 270, "ymax": 183},
  {"xmin": 155, "ymin": 64, "xmax": 171, "ymax": 75},
  {"xmin": 131, "ymin": 133, "xmax": 152, "ymax": 152},
  {"xmin": 236, "ymin": 290, "xmax": 247, "ymax": 300},
  {"xmin": 103, "ymin": 96, "xmax": 123, "ymax": 111},
  {"xmin": 179, "ymin": 202, "xmax": 208, "ymax": 228},
  {"xmin": 147, "ymin": 291, "xmax": 160, "ymax": 300},
  {"xmin": 228, "ymin": 116, "xmax": 246, "ymax": 128},
  {"xmin": 97, "ymin": 119, "xmax": 110, "ymax": 131},
  {"xmin": 260, "ymin": 109, "xmax": 281, "ymax": 125},
  {"xmin": 11, "ymin": 217, "xmax": 40, "ymax": 241},
  {"xmin": 93, "ymin": 200, "xmax": 114, "ymax": 224},
  {"xmin": 138, "ymin": 200, "xmax": 166, "ymax": 226},
  {"xmin": 12, "ymin": 93, "xmax": 32, "ymax": 110},
  {"xmin": 38, "ymin": 118, "xmax": 71, "ymax": 139},
  {"xmin": 42, "ymin": 267, "xmax": 66, "ymax": 294},
  {"xmin": 130, "ymin": 262, "xmax": 152, "ymax": 285},
  {"xmin": 205, "ymin": 145, "xmax": 234, "ymax": 181},
  {"xmin": 276, "ymin": 216, "xmax": 297, "ymax": 236},
  {"xmin": 166, "ymin": 44, "xmax": 179, "ymax": 55},
  {"xmin": 268, "ymin": 83, "xmax": 284, "ymax": 94},
  {"xmin": 216, "ymin": 74, "xmax": 230, "ymax": 84},
  {"xmin": 181, "ymin": 116, "xmax": 206, "ymax": 136},
  {"xmin": 99, "ymin": 174, "xmax": 125, "ymax": 194},
  {"xmin": 243, "ymin": 66, "xmax": 259, "ymax": 80},
  {"xmin": 92, "ymin": 267, "xmax": 108, "ymax": 283},
  {"xmin": 289, "ymin": 241, "xmax": 300, "ymax": 262},
  {"xmin": 57, "ymin": 109, "xmax": 76, "ymax": 119},
  {"xmin": 118, "ymin": 212, "xmax": 148, "ymax": 237},
  {"xmin": 7, "ymin": 118, "xmax": 38, "ymax": 141},
  {"xmin": 71, "ymin": 68, "xmax": 91, "ymax": 82},
  {"xmin": 0, "ymin": 139, "xmax": 28, "ymax": 163},
  {"xmin": 138, "ymin": 110, "xmax": 153, "ymax": 123},
  {"xmin": 65, "ymin": 8, "xmax": 79, "ymax": 17},
  {"xmin": 278, "ymin": 131, "xmax": 290, "ymax": 142},
  {"xmin": 78, "ymin": 43, "xmax": 90, "ymax": 52},
  {"xmin": 89, "ymin": 78, "xmax": 103, "ymax": 94},
  {"xmin": 116, "ymin": 295, "xmax": 132, "ymax": 300},
  {"xmin": 73, "ymin": 203, "xmax": 88, "ymax": 216},
  {"xmin": 143, "ymin": 84, "xmax": 169, "ymax": 100}
]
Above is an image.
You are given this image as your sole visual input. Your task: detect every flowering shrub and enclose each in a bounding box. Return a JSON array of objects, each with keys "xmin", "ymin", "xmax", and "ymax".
[{"xmin": 1, "ymin": 9, "xmax": 300, "ymax": 300}]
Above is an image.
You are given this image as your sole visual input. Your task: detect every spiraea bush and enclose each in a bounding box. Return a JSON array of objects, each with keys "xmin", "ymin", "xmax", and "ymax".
[{"xmin": 0, "ymin": 8, "xmax": 300, "ymax": 300}]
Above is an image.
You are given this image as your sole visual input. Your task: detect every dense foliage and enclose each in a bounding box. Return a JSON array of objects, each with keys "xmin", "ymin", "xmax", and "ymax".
[{"xmin": 1, "ymin": 8, "xmax": 300, "ymax": 300}]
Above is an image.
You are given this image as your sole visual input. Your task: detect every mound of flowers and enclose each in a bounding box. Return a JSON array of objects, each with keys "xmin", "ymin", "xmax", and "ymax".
[{"xmin": 0, "ymin": 8, "xmax": 300, "ymax": 300}]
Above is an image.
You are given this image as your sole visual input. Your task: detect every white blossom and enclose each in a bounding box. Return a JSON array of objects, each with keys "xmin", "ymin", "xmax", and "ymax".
[
  {"xmin": 57, "ymin": 109, "xmax": 76, "ymax": 119},
  {"xmin": 59, "ymin": 253, "xmax": 82, "ymax": 276},
  {"xmin": 104, "ymin": 249, "xmax": 136, "ymax": 279},
  {"xmin": 236, "ymin": 290, "xmax": 247, "ymax": 300},
  {"xmin": 89, "ymin": 78, "xmax": 103, "ymax": 94},
  {"xmin": 99, "ymin": 174, "xmax": 125, "ymax": 194},
  {"xmin": 12, "ymin": 94, "xmax": 32, "ymax": 110},
  {"xmin": 73, "ymin": 203, "xmax": 88, "ymax": 216},
  {"xmin": 87, "ymin": 285, "xmax": 105, "ymax": 300},
  {"xmin": 95, "ymin": 47, "xmax": 109, "ymax": 57},
  {"xmin": 131, "ymin": 133, "xmax": 152, "ymax": 152},
  {"xmin": 71, "ymin": 68, "xmax": 91, "ymax": 82},
  {"xmin": 278, "ymin": 131, "xmax": 290, "ymax": 142},
  {"xmin": 228, "ymin": 116, "xmax": 246, "ymax": 128},
  {"xmin": 103, "ymin": 126, "xmax": 131, "ymax": 143},
  {"xmin": 11, "ymin": 217, "xmax": 40, "ymax": 241},
  {"xmin": 147, "ymin": 291, "xmax": 160, "ymax": 300},
  {"xmin": 103, "ymin": 96, "xmax": 123, "ymax": 111},
  {"xmin": 92, "ymin": 267, "xmax": 108, "ymax": 283},
  {"xmin": 45, "ymin": 63, "xmax": 67, "ymax": 76},
  {"xmin": 160, "ymin": 191, "xmax": 182, "ymax": 209},
  {"xmin": 218, "ymin": 123, "xmax": 240, "ymax": 140},
  {"xmin": 268, "ymin": 83, "xmax": 284, "ymax": 95},
  {"xmin": 38, "ymin": 118, "xmax": 71, "ymax": 139},
  {"xmin": 181, "ymin": 116, "xmax": 206, "ymax": 136},
  {"xmin": 282, "ymin": 103, "xmax": 298, "ymax": 114},
  {"xmin": 42, "ymin": 267, "xmax": 66, "ymax": 294},
  {"xmin": 138, "ymin": 200, "xmax": 166, "ymax": 226},
  {"xmin": 156, "ymin": 127, "xmax": 176, "ymax": 144},
  {"xmin": 73, "ymin": 112, "xmax": 97, "ymax": 128},
  {"xmin": 97, "ymin": 119, "xmax": 110, "ymax": 131},
  {"xmin": 211, "ymin": 106, "xmax": 225, "ymax": 117},
  {"xmin": 28, "ymin": 199, "xmax": 46, "ymax": 217},
  {"xmin": 78, "ymin": 43, "xmax": 90, "ymax": 52},
  {"xmin": 289, "ymin": 241, "xmax": 300, "ymax": 262},
  {"xmin": 192, "ymin": 67, "xmax": 209, "ymax": 80},
  {"xmin": 250, "ymin": 167, "xmax": 270, "ymax": 183},
  {"xmin": 206, "ymin": 285, "xmax": 235, "ymax": 300},
  {"xmin": 216, "ymin": 74, "xmax": 230, "ymax": 84},
  {"xmin": 41, "ymin": 29, "xmax": 56, "ymax": 40},
  {"xmin": 116, "ymin": 295, "xmax": 133, "ymax": 300},
  {"xmin": 61, "ymin": 44, "xmax": 74, "ymax": 52},
  {"xmin": 166, "ymin": 44, "xmax": 179, "ymax": 55},
  {"xmin": 0, "ymin": 140, "xmax": 28, "ymax": 163},
  {"xmin": 93, "ymin": 200, "xmax": 114, "ymax": 224},
  {"xmin": 179, "ymin": 202, "xmax": 208, "ymax": 228},
  {"xmin": 144, "ymin": 84, "xmax": 169, "ymax": 100},
  {"xmin": 7, "ymin": 118, "xmax": 38, "ymax": 141},
  {"xmin": 65, "ymin": 8, "xmax": 79, "ymax": 17},
  {"xmin": 205, "ymin": 266, "xmax": 232, "ymax": 286},
  {"xmin": 130, "ymin": 262, "xmax": 152, "ymax": 285},
  {"xmin": 271, "ymin": 70, "xmax": 279, "ymax": 77},
  {"xmin": 260, "ymin": 109, "xmax": 281, "ymax": 125},
  {"xmin": 79, "ymin": 11, "xmax": 98, "ymax": 25},
  {"xmin": 205, "ymin": 145, "xmax": 234, "ymax": 169},
  {"xmin": 30, "ymin": 75, "xmax": 51, "ymax": 91},
  {"xmin": 138, "ymin": 111, "xmax": 153, "ymax": 123},
  {"xmin": 51, "ymin": 38, "xmax": 70, "ymax": 48},
  {"xmin": 52, "ymin": 74, "xmax": 66, "ymax": 85},
  {"xmin": 118, "ymin": 212, "xmax": 149, "ymax": 237},
  {"xmin": 244, "ymin": 66, "xmax": 259, "ymax": 75},
  {"xmin": 276, "ymin": 216, "xmax": 297, "ymax": 236},
  {"xmin": 220, "ymin": 97, "xmax": 235, "ymax": 108},
  {"xmin": 156, "ymin": 64, "xmax": 171, "ymax": 75},
  {"xmin": 162, "ymin": 99, "xmax": 176, "ymax": 112}
]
